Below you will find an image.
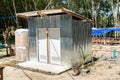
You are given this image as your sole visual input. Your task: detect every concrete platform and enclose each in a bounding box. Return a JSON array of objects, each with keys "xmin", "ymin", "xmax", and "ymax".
[{"xmin": 18, "ymin": 61, "xmax": 70, "ymax": 74}]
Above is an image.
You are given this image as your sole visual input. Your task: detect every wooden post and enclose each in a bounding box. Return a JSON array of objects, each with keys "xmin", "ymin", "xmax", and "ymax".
[
  {"xmin": 46, "ymin": 15, "xmax": 50, "ymax": 64},
  {"xmin": 5, "ymin": 47, "xmax": 10, "ymax": 56},
  {"xmin": 0, "ymin": 66, "xmax": 4, "ymax": 80},
  {"xmin": 46, "ymin": 28, "xmax": 49, "ymax": 63}
]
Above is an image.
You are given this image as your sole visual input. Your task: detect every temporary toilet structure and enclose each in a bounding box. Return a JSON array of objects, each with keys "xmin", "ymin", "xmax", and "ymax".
[{"xmin": 17, "ymin": 8, "xmax": 92, "ymax": 67}]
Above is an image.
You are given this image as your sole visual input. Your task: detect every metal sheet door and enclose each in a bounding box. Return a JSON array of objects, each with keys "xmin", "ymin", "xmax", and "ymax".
[
  {"xmin": 49, "ymin": 28, "xmax": 61, "ymax": 64},
  {"xmin": 38, "ymin": 28, "xmax": 47, "ymax": 63}
]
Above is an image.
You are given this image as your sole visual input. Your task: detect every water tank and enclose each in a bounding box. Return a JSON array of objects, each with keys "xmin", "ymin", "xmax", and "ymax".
[{"xmin": 15, "ymin": 29, "xmax": 28, "ymax": 61}]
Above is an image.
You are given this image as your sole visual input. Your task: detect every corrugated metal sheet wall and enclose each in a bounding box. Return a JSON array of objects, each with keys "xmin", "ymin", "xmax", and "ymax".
[
  {"xmin": 72, "ymin": 20, "xmax": 92, "ymax": 66},
  {"xmin": 28, "ymin": 14, "xmax": 92, "ymax": 67},
  {"xmin": 28, "ymin": 17, "xmax": 38, "ymax": 61},
  {"xmin": 60, "ymin": 15, "xmax": 73, "ymax": 67}
]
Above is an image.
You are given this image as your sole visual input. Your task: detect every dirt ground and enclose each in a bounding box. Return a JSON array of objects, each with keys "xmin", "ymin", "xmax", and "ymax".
[{"xmin": 1, "ymin": 45, "xmax": 120, "ymax": 80}]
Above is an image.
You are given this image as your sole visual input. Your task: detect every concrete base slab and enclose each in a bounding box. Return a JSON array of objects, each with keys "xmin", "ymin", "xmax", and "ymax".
[{"xmin": 18, "ymin": 61, "xmax": 71, "ymax": 74}]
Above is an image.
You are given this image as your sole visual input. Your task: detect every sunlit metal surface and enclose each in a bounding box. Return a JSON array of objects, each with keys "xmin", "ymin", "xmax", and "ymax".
[
  {"xmin": 28, "ymin": 14, "xmax": 92, "ymax": 67},
  {"xmin": 28, "ymin": 17, "xmax": 38, "ymax": 61}
]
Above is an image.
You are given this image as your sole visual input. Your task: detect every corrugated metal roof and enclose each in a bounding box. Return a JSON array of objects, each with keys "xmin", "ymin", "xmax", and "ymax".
[{"xmin": 16, "ymin": 8, "xmax": 92, "ymax": 22}]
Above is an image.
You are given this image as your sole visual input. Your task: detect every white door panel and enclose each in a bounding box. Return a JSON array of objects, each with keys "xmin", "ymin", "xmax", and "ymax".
[
  {"xmin": 38, "ymin": 28, "xmax": 61, "ymax": 64},
  {"xmin": 38, "ymin": 28, "xmax": 47, "ymax": 63},
  {"xmin": 39, "ymin": 39, "xmax": 47, "ymax": 63},
  {"xmin": 49, "ymin": 28, "xmax": 61, "ymax": 64}
]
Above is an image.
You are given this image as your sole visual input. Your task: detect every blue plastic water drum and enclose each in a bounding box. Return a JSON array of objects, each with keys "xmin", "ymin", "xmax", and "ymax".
[
  {"xmin": 113, "ymin": 49, "xmax": 117, "ymax": 58},
  {"xmin": 0, "ymin": 44, "xmax": 5, "ymax": 48}
]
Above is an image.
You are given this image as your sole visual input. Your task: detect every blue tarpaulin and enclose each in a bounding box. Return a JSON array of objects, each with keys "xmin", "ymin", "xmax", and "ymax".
[
  {"xmin": 0, "ymin": 44, "xmax": 5, "ymax": 48},
  {"xmin": 92, "ymin": 27, "xmax": 120, "ymax": 36},
  {"xmin": 0, "ymin": 16, "xmax": 15, "ymax": 20}
]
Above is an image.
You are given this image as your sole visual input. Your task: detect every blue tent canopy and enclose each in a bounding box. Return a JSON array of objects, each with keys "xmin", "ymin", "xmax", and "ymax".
[{"xmin": 92, "ymin": 27, "xmax": 120, "ymax": 36}]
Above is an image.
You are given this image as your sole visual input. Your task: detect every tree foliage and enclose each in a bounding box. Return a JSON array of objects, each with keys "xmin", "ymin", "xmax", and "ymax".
[
  {"xmin": 0, "ymin": 0, "xmax": 120, "ymax": 43},
  {"xmin": 0, "ymin": 0, "xmax": 119, "ymax": 28}
]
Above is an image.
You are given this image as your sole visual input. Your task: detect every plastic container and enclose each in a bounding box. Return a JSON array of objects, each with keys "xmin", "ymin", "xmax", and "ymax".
[
  {"xmin": 0, "ymin": 44, "xmax": 5, "ymax": 48},
  {"xmin": 15, "ymin": 29, "xmax": 28, "ymax": 61},
  {"xmin": 113, "ymin": 49, "xmax": 117, "ymax": 58}
]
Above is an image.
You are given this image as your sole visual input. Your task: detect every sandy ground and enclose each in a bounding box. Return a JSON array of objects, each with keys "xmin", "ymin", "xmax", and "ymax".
[
  {"xmin": 1, "ymin": 45, "xmax": 120, "ymax": 80},
  {"xmin": 3, "ymin": 59, "xmax": 120, "ymax": 80}
]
